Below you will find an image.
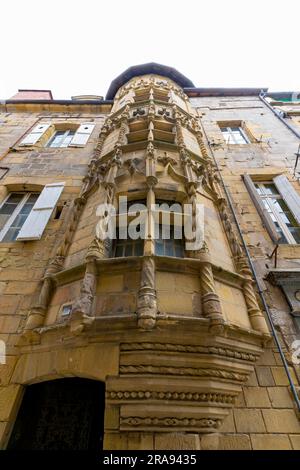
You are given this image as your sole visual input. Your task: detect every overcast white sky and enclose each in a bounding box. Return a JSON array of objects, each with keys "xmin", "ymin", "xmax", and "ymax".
[{"xmin": 1, "ymin": 0, "xmax": 299, "ymax": 99}]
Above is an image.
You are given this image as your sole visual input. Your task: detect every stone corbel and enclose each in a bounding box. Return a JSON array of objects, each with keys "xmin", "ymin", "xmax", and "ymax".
[
  {"xmin": 118, "ymin": 106, "xmax": 130, "ymax": 146},
  {"xmin": 22, "ymin": 254, "xmax": 65, "ymax": 335},
  {"xmin": 146, "ymin": 142, "xmax": 158, "ymax": 187},
  {"xmin": 106, "ymin": 147, "xmax": 122, "ymax": 185},
  {"xmin": 137, "ymin": 257, "xmax": 158, "ymax": 330},
  {"xmin": 69, "ymin": 260, "xmax": 97, "ymax": 334},
  {"xmin": 94, "ymin": 123, "xmax": 109, "ymax": 159},
  {"xmin": 18, "ymin": 265, "xmax": 61, "ymax": 344}
]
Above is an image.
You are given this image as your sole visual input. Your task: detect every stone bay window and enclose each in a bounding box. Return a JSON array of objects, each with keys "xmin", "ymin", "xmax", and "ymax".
[{"xmin": 4, "ymin": 65, "xmax": 278, "ymax": 451}]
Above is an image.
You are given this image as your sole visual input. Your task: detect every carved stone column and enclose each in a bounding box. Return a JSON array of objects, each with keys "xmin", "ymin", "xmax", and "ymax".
[
  {"xmin": 71, "ymin": 260, "xmax": 97, "ymax": 320},
  {"xmin": 199, "ymin": 249, "xmax": 225, "ymax": 334},
  {"xmin": 238, "ymin": 257, "xmax": 269, "ymax": 334},
  {"xmin": 23, "ymin": 255, "xmax": 64, "ymax": 331},
  {"xmin": 137, "ymin": 257, "xmax": 157, "ymax": 330}
]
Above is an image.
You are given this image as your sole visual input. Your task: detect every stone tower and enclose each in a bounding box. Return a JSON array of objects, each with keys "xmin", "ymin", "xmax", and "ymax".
[{"xmin": 1, "ymin": 64, "xmax": 300, "ymax": 450}]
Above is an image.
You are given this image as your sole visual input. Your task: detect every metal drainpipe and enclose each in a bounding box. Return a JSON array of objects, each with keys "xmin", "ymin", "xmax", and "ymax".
[
  {"xmin": 259, "ymin": 92, "xmax": 300, "ymax": 140},
  {"xmin": 199, "ymin": 114, "xmax": 300, "ymax": 411}
]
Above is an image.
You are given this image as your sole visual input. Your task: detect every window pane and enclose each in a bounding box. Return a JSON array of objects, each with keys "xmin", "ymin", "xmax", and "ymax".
[
  {"xmin": 47, "ymin": 131, "xmax": 65, "ymax": 148},
  {"xmin": 262, "ymin": 184, "xmax": 279, "ymax": 195},
  {"xmin": 2, "ymin": 227, "xmax": 20, "ymax": 242},
  {"xmin": 0, "ymin": 193, "xmax": 39, "ymax": 242},
  {"xmin": 115, "ymin": 244, "xmax": 124, "ymax": 257},
  {"xmin": 0, "ymin": 203, "xmax": 17, "ymax": 216},
  {"xmin": 125, "ymin": 244, "xmax": 133, "ymax": 257},
  {"xmin": 3, "ymin": 194, "xmax": 24, "ymax": 204},
  {"xmin": 9, "ymin": 213, "xmax": 28, "ymax": 228},
  {"xmin": 134, "ymin": 240, "xmax": 144, "ymax": 256},
  {"xmin": 61, "ymin": 131, "xmax": 75, "ymax": 147},
  {"xmin": 234, "ymin": 129, "xmax": 247, "ymax": 144},
  {"xmin": 175, "ymin": 244, "xmax": 184, "ymax": 257},
  {"xmin": 165, "ymin": 240, "xmax": 173, "ymax": 257},
  {"xmin": 289, "ymin": 227, "xmax": 300, "ymax": 244},
  {"xmin": 0, "ymin": 214, "xmax": 10, "ymax": 230},
  {"xmin": 155, "ymin": 241, "xmax": 164, "ymax": 256}
]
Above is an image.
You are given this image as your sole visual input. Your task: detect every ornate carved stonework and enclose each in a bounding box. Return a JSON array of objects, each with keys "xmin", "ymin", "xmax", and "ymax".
[
  {"xmin": 137, "ymin": 257, "xmax": 157, "ymax": 330},
  {"xmin": 18, "ymin": 71, "xmax": 272, "ymax": 442}
]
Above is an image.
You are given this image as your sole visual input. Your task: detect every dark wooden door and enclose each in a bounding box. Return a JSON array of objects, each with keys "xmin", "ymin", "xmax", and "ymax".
[{"xmin": 8, "ymin": 378, "xmax": 105, "ymax": 450}]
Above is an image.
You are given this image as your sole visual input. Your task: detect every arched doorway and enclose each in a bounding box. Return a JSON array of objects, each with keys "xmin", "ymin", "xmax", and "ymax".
[{"xmin": 8, "ymin": 378, "xmax": 105, "ymax": 450}]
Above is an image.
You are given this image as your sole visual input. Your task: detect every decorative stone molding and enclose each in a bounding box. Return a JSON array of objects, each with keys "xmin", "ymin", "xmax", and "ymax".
[
  {"xmin": 119, "ymin": 342, "xmax": 259, "ymax": 362},
  {"xmin": 106, "ymin": 390, "xmax": 236, "ymax": 404},
  {"xmin": 120, "ymin": 416, "xmax": 221, "ymax": 430},
  {"xmin": 119, "ymin": 365, "xmax": 248, "ymax": 382}
]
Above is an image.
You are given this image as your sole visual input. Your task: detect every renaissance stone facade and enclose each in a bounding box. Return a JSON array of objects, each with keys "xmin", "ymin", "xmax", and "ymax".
[{"xmin": 0, "ymin": 64, "xmax": 300, "ymax": 450}]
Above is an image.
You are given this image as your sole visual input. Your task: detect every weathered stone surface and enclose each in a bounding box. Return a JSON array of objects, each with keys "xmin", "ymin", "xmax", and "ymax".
[
  {"xmin": 271, "ymin": 367, "xmax": 298, "ymax": 386},
  {"xmin": 267, "ymin": 387, "xmax": 294, "ymax": 408},
  {"xmin": 0, "ymin": 385, "xmax": 23, "ymax": 421},
  {"xmin": 219, "ymin": 434, "xmax": 251, "ymax": 450},
  {"xmin": 200, "ymin": 433, "xmax": 219, "ymax": 450},
  {"xmin": 244, "ymin": 387, "xmax": 271, "ymax": 408},
  {"xmin": 155, "ymin": 433, "xmax": 201, "ymax": 450},
  {"xmin": 1, "ymin": 69, "xmax": 300, "ymax": 450},
  {"xmin": 289, "ymin": 435, "xmax": 300, "ymax": 450},
  {"xmin": 234, "ymin": 409, "xmax": 266, "ymax": 433},
  {"xmin": 251, "ymin": 434, "xmax": 292, "ymax": 450},
  {"xmin": 262, "ymin": 410, "xmax": 300, "ymax": 433},
  {"xmin": 256, "ymin": 367, "xmax": 275, "ymax": 386},
  {"xmin": 103, "ymin": 432, "xmax": 128, "ymax": 450}
]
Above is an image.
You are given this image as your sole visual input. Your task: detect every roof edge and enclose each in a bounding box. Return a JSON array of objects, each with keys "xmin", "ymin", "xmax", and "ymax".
[
  {"xmin": 106, "ymin": 62, "xmax": 195, "ymax": 100},
  {"xmin": 184, "ymin": 87, "xmax": 268, "ymax": 97}
]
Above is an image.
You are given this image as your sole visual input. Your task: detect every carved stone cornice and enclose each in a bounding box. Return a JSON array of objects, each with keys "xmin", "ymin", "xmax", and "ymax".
[{"xmin": 106, "ymin": 390, "xmax": 236, "ymax": 404}]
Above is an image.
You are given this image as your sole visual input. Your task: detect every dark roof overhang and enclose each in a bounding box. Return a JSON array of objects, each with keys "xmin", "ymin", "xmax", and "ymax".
[{"xmin": 106, "ymin": 62, "xmax": 195, "ymax": 100}]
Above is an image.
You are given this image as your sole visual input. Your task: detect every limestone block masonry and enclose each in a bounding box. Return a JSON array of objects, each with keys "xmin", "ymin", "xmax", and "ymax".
[{"xmin": 0, "ymin": 64, "xmax": 300, "ymax": 450}]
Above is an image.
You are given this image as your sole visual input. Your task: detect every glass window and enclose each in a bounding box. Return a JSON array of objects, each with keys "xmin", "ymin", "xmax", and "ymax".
[
  {"xmin": 113, "ymin": 198, "xmax": 186, "ymax": 258},
  {"xmin": 61, "ymin": 305, "xmax": 72, "ymax": 318},
  {"xmin": 255, "ymin": 183, "xmax": 300, "ymax": 244},
  {"xmin": 220, "ymin": 126, "xmax": 249, "ymax": 145},
  {"xmin": 47, "ymin": 130, "xmax": 75, "ymax": 148},
  {"xmin": 114, "ymin": 227, "xmax": 144, "ymax": 257},
  {"xmin": 155, "ymin": 225, "xmax": 185, "ymax": 258},
  {"xmin": 0, "ymin": 193, "xmax": 39, "ymax": 242}
]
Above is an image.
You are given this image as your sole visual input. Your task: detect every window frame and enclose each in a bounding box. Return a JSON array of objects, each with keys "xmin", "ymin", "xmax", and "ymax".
[
  {"xmin": 255, "ymin": 182, "xmax": 300, "ymax": 244},
  {"xmin": 113, "ymin": 196, "xmax": 186, "ymax": 259},
  {"xmin": 0, "ymin": 192, "xmax": 39, "ymax": 242},
  {"xmin": 220, "ymin": 126, "xmax": 249, "ymax": 145},
  {"xmin": 46, "ymin": 129, "xmax": 76, "ymax": 148}
]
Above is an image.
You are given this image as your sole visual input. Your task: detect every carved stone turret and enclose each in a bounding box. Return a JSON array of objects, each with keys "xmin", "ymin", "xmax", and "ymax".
[{"xmin": 15, "ymin": 67, "xmax": 272, "ymax": 449}]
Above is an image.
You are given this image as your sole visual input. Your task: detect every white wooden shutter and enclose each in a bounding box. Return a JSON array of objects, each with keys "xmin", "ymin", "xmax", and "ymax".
[
  {"xmin": 19, "ymin": 123, "xmax": 51, "ymax": 146},
  {"xmin": 16, "ymin": 182, "xmax": 65, "ymax": 241},
  {"xmin": 274, "ymin": 174, "xmax": 300, "ymax": 225},
  {"xmin": 69, "ymin": 123, "xmax": 95, "ymax": 147},
  {"xmin": 243, "ymin": 174, "xmax": 281, "ymax": 243}
]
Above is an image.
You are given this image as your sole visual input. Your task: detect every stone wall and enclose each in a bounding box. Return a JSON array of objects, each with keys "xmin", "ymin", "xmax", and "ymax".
[{"xmin": 0, "ymin": 77, "xmax": 300, "ymax": 450}]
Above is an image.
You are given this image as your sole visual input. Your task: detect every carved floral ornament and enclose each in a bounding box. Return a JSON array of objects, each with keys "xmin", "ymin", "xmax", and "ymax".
[{"xmin": 114, "ymin": 75, "xmax": 189, "ymax": 103}]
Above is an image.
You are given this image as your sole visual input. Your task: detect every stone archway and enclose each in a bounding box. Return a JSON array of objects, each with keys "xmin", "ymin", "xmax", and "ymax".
[{"xmin": 7, "ymin": 378, "xmax": 105, "ymax": 450}]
